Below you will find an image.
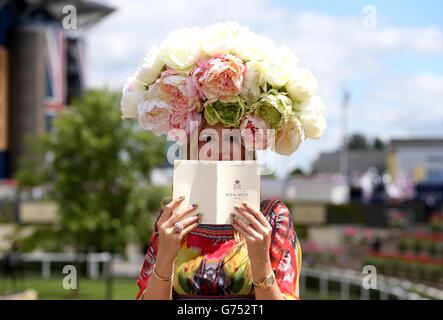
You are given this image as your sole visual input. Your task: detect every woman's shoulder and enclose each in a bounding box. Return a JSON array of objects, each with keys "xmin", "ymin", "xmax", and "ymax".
[
  {"xmin": 260, "ymin": 198, "xmax": 291, "ymax": 218},
  {"xmin": 261, "ymin": 199, "xmax": 298, "ymax": 262},
  {"xmin": 260, "ymin": 198, "xmax": 294, "ymax": 229}
]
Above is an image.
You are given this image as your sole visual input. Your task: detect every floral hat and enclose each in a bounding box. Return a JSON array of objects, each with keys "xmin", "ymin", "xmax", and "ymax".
[{"xmin": 121, "ymin": 22, "xmax": 326, "ymax": 155}]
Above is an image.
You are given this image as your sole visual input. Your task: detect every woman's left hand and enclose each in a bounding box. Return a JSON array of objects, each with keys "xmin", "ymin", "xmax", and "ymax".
[
  {"xmin": 231, "ymin": 203, "xmax": 286, "ymax": 299},
  {"xmin": 230, "ymin": 202, "xmax": 273, "ymax": 267}
]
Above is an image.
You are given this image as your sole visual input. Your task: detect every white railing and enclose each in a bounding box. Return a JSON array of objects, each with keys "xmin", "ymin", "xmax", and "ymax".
[
  {"xmin": 300, "ymin": 267, "xmax": 443, "ymax": 300},
  {"xmin": 0, "ymin": 252, "xmax": 112, "ymax": 280}
]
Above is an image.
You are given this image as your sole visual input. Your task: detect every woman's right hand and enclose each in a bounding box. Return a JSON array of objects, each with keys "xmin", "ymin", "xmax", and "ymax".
[{"xmin": 155, "ymin": 196, "xmax": 201, "ymax": 266}]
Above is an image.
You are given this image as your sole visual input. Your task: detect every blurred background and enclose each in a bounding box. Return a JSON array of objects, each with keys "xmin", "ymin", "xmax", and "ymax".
[{"xmin": 0, "ymin": 0, "xmax": 442, "ymax": 300}]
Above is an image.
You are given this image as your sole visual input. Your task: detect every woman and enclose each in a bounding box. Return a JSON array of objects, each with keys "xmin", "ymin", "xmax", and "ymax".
[
  {"xmin": 136, "ymin": 118, "xmax": 303, "ymax": 300},
  {"xmin": 124, "ymin": 22, "xmax": 326, "ymax": 300}
]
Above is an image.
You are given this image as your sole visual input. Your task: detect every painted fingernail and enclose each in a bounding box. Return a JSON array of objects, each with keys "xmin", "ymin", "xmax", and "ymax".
[
  {"xmin": 242, "ymin": 202, "xmax": 247, "ymax": 207},
  {"xmin": 196, "ymin": 212, "xmax": 203, "ymax": 217},
  {"xmin": 234, "ymin": 206, "xmax": 240, "ymax": 211},
  {"xmin": 192, "ymin": 203, "xmax": 198, "ymax": 208},
  {"xmin": 179, "ymin": 196, "xmax": 185, "ymax": 200}
]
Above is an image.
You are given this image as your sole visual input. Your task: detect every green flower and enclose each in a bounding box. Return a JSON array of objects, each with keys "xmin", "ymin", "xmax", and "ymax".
[
  {"xmin": 253, "ymin": 89, "xmax": 292, "ymax": 129},
  {"xmin": 204, "ymin": 97, "xmax": 246, "ymax": 127}
]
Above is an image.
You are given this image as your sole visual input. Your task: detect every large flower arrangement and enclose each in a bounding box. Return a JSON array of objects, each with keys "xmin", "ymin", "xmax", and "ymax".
[{"xmin": 121, "ymin": 22, "xmax": 326, "ymax": 155}]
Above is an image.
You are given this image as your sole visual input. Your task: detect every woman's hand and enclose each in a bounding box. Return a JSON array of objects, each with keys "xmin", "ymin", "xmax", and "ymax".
[
  {"xmin": 230, "ymin": 202, "xmax": 272, "ymax": 270},
  {"xmin": 142, "ymin": 197, "xmax": 200, "ymax": 300},
  {"xmin": 231, "ymin": 202, "xmax": 285, "ymax": 300},
  {"xmin": 155, "ymin": 197, "xmax": 201, "ymax": 270}
]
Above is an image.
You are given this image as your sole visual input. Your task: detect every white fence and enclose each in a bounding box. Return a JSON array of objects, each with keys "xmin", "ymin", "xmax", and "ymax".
[
  {"xmin": 300, "ymin": 267, "xmax": 443, "ymax": 300},
  {"xmin": 0, "ymin": 252, "xmax": 112, "ymax": 280}
]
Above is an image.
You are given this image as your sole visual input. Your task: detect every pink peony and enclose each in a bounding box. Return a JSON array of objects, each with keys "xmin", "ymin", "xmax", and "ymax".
[
  {"xmin": 169, "ymin": 110, "xmax": 202, "ymax": 134},
  {"xmin": 239, "ymin": 114, "xmax": 272, "ymax": 151},
  {"xmin": 157, "ymin": 69, "xmax": 201, "ymax": 113},
  {"xmin": 168, "ymin": 110, "xmax": 202, "ymax": 144},
  {"xmin": 137, "ymin": 72, "xmax": 201, "ymax": 137},
  {"xmin": 192, "ymin": 54, "xmax": 245, "ymax": 101},
  {"xmin": 137, "ymin": 98, "xmax": 171, "ymax": 136}
]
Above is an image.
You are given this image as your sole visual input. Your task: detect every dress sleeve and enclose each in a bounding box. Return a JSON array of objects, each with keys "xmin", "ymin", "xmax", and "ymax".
[
  {"xmin": 135, "ymin": 209, "xmax": 163, "ymax": 300},
  {"xmin": 267, "ymin": 200, "xmax": 303, "ymax": 300}
]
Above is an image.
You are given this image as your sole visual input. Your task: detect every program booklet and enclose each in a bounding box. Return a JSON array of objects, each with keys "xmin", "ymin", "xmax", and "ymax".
[{"xmin": 172, "ymin": 160, "xmax": 261, "ymax": 224}]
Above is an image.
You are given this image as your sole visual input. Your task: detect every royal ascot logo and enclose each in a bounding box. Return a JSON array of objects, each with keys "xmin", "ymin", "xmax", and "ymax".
[
  {"xmin": 234, "ymin": 179, "xmax": 241, "ymax": 191},
  {"xmin": 227, "ymin": 179, "xmax": 247, "ymax": 199}
]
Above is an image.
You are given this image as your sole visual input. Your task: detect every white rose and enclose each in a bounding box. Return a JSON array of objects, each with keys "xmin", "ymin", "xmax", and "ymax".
[
  {"xmin": 234, "ymin": 32, "xmax": 276, "ymax": 62},
  {"xmin": 300, "ymin": 112, "xmax": 327, "ymax": 139},
  {"xmin": 159, "ymin": 27, "xmax": 201, "ymax": 73},
  {"xmin": 275, "ymin": 116, "xmax": 304, "ymax": 156},
  {"xmin": 296, "ymin": 95, "xmax": 325, "ymax": 114},
  {"xmin": 120, "ymin": 77, "xmax": 146, "ymax": 119},
  {"xmin": 241, "ymin": 60, "xmax": 265, "ymax": 104},
  {"xmin": 263, "ymin": 45, "xmax": 299, "ymax": 88},
  {"xmin": 285, "ymin": 67, "xmax": 318, "ymax": 103},
  {"xmin": 201, "ymin": 22, "xmax": 248, "ymax": 56},
  {"xmin": 134, "ymin": 46, "xmax": 164, "ymax": 85},
  {"xmin": 298, "ymin": 96, "xmax": 327, "ymax": 139}
]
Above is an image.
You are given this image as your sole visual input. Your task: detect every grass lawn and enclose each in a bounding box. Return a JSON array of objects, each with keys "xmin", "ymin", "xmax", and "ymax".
[
  {"xmin": 1, "ymin": 276, "xmax": 344, "ymax": 300},
  {"xmin": 0, "ymin": 276, "xmax": 137, "ymax": 300}
]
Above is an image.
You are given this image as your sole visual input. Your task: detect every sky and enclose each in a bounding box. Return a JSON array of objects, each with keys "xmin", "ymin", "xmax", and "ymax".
[{"xmin": 85, "ymin": 0, "xmax": 443, "ymax": 178}]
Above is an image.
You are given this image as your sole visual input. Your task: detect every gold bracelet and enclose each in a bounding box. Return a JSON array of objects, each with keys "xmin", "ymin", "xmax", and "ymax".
[{"xmin": 152, "ymin": 265, "xmax": 174, "ymax": 282}]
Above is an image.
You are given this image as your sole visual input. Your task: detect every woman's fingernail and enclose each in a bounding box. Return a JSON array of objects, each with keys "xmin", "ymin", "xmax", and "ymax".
[
  {"xmin": 241, "ymin": 202, "xmax": 247, "ymax": 207},
  {"xmin": 196, "ymin": 212, "xmax": 202, "ymax": 217},
  {"xmin": 179, "ymin": 196, "xmax": 185, "ymax": 200},
  {"xmin": 192, "ymin": 203, "xmax": 198, "ymax": 208},
  {"xmin": 234, "ymin": 206, "xmax": 240, "ymax": 211}
]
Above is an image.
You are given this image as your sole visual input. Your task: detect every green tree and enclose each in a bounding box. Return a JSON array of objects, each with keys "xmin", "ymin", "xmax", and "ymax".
[
  {"xmin": 347, "ymin": 133, "xmax": 368, "ymax": 150},
  {"xmin": 14, "ymin": 135, "xmax": 49, "ymax": 188},
  {"xmin": 132, "ymin": 185, "xmax": 171, "ymax": 252},
  {"xmin": 15, "ymin": 89, "xmax": 167, "ymax": 298},
  {"xmin": 346, "ymin": 134, "xmax": 385, "ymax": 151},
  {"xmin": 372, "ymin": 137, "xmax": 385, "ymax": 150},
  {"xmin": 290, "ymin": 167, "xmax": 306, "ymax": 176}
]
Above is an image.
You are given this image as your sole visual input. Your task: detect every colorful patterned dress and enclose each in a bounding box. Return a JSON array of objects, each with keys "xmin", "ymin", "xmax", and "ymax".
[{"xmin": 136, "ymin": 199, "xmax": 302, "ymax": 300}]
